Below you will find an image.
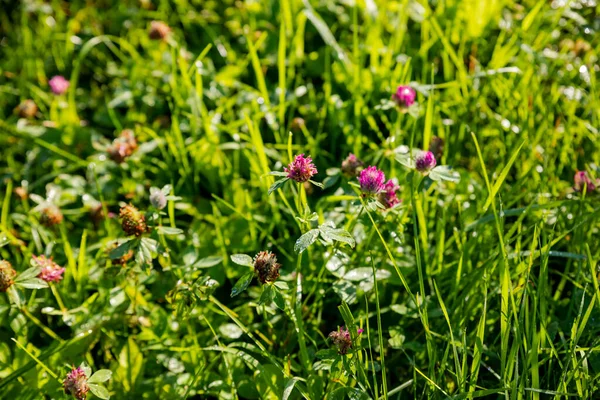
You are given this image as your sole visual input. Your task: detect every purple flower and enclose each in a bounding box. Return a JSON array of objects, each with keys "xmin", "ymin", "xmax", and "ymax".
[
  {"xmin": 574, "ymin": 171, "xmax": 597, "ymax": 193},
  {"xmin": 48, "ymin": 75, "xmax": 70, "ymax": 95},
  {"xmin": 392, "ymin": 85, "xmax": 416, "ymax": 110},
  {"xmin": 33, "ymin": 255, "xmax": 65, "ymax": 283},
  {"xmin": 285, "ymin": 154, "xmax": 318, "ymax": 183},
  {"xmin": 415, "ymin": 151, "xmax": 437, "ymax": 173},
  {"xmin": 378, "ymin": 179, "xmax": 401, "ymax": 209},
  {"xmin": 63, "ymin": 367, "xmax": 89, "ymax": 400},
  {"xmin": 341, "ymin": 153, "xmax": 364, "ymax": 177},
  {"xmin": 328, "ymin": 326, "xmax": 364, "ymax": 355},
  {"xmin": 358, "ymin": 166, "xmax": 386, "ymax": 194}
]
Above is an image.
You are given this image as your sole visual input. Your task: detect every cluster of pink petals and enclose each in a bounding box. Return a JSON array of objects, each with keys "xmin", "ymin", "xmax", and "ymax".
[
  {"xmin": 415, "ymin": 151, "xmax": 437, "ymax": 173},
  {"xmin": 63, "ymin": 367, "xmax": 89, "ymax": 400},
  {"xmin": 392, "ymin": 85, "xmax": 416, "ymax": 109},
  {"xmin": 358, "ymin": 166, "xmax": 386, "ymax": 194},
  {"xmin": 285, "ymin": 154, "xmax": 318, "ymax": 183},
  {"xmin": 49, "ymin": 75, "xmax": 70, "ymax": 95},
  {"xmin": 574, "ymin": 171, "xmax": 598, "ymax": 193},
  {"xmin": 33, "ymin": 255, "xmax": 65, "ymax": 283},
  {"xmin": 378, "ymin": 179, "xmax": 401, "ymax": 208},
  {"xmin": 329, "ymin": 326, "xmax": 364, "ymax": 355}
]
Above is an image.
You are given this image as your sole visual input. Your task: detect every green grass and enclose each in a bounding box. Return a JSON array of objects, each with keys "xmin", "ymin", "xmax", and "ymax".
[{"xmin": 1, "ymin": 0, "xmax": 600, "ymax": 399}]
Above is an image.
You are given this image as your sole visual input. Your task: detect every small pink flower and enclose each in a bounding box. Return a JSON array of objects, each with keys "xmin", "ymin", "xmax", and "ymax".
[
  {"xmin": 378, "ymin": 179, "xmax": 401, "ymax": 209},
  {"xmin": 415, "ymin": 151, "xmax": 437, "ymax": 173},
  {"xmin": 33, "ymin": 255, "xmax": 65, "ymax": 283},
  {"xmin": 392, "ymin": 85, "xmax": 416, "ymax": 109},
  {"xmin": 48, "ymin": 75, "xmax": 70, "ymax": 95},
  {"xmin": 358, "ymin": 166, "xmax": 386, "ymax": 194},
  {"xmin": 574, "ymin": 171, "xmax": 597, "ymax": 193},
  {"xmin": 63, "ymin": 367, "xmax": 89, "ymax": 400},
  {"xmin": 329, "ymin": 326, "xmax": 363, "ymax": 355},
  {"xmin": 285, "ymin": 154, "xmax": 318, "ymax": 183}
]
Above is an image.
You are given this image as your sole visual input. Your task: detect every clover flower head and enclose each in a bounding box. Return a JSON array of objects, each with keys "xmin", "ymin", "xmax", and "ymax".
[
  {"xmin": 358, "ymin": 166, "xmax": 386, "ymax": 194},
  {"xmin": 285, "ymin": 154, "xmax": 318, "ymax": 183},
  {"xmin": 149, "ymin": 21, "xmax": 171, "ymax": 40},
  {"xmin": 392, "ymin": 85, "xmax": 416, "ymax": 110},
  {"xmin": 253, "ymin": 251, "xmax": 281, "ymax": 284},
  {"xmin": 108, "ymin": 129, "xmax": 138, "ymax": 163},
  {"xmin": 574, "ymin": 171, "xmax": 597, "ymax": 193},
  {"xmin": 378, "ymin": 179, "xmax": 401, "ymax": 209},
  {"xmin": 415, "ymin": 151, "xmax": 437, "ymax": 173},
  {"xmin": 150, "ymin": 189, "xmax": 167, "ymax": 210},
  {"xmin": 33, "ymin": 255, "xmax": 65, "ymax": 283},
  {"xmin": 0, "ymin": 260, "xmax": 16, "ymax": 292},
  {"xmin": 328, "ymin": 326, "xmax": 364, "ymax": 355},
  {"xmin": 341, "ymin": 153, "xmax": 364, "ymax": 177},
  {"xmin": 119, "ymin": 204, "xmax": 149, "ymax": 237},
  {"xmin": 40, "ymin": 204, "xmax": 63, "ymax": 227},
  {"xmin": 63, "ymin": 367, "xmax": 89, "ymax": 400},
  {"xmin": 48, "ymin": 75, "xmax": 70, "ymax": 95}
]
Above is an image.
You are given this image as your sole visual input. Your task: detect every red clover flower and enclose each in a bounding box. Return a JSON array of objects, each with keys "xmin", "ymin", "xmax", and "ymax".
[
  {"xmin": 358, "ymin": 166, "xmax": 386, "ymax": 194},
  {"xmin": 378, "ymin": 179, "xmax": 401, "ymax": 209},
  {"xmin": 63, "ymin": 367, "xmax": 89, "ymax": 400},
  {"xmin": 328, "ymin": 326, "xmax": 364, "ymax": 355},
  {"xmin": 285, "ymin": 154, "xmax": 318, "ymax": 183},
  {"xmin": 48, "ymin": 75, "xmax": 70, "ymax": 95},
  {"xmin": 574, "ymin": 171, "xmax": 597, "ymax": 193},
  {"xmin": 253, "ymin": 251, "xmax": 281, "ymax": 284},
  {"xmin": 392, "ymin": 85, "xmax": 416, "ymax": 110},
  {"xmin": 33, "ymin": 255, "xmax": 65, "ymax": 283},
  {"xmin": 119, "ymin": 204, "xmax": 149, "ymax": 237},
  {"xmin": 415, "ymin": 151, "xmax": 437, "ymax": 173}
]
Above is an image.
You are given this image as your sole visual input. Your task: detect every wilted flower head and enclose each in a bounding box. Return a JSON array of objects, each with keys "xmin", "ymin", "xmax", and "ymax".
[
  {"xmin": 119, "ymin": 204, "xmax": 149, "ymax": 237},
  {"xmin": 358, "ymin": 166, "xmax": 386, "ymax": 194},
  {"xmin": 63, "ymin": 367, "xmax": 89, "ymax": 400},
  {"xmin": 15, "ymin": 99, "xmax": 38, "ymax": 119},
  {"xmin": 341, "ymin": 153, "xmax": 364, "ymax": 177},
  {"xmin": 0, "ymin": 260, "xmax": 16, "ymax": 293},
  {"xmin": 285, "ymin": 154, "xmax": 318, "ymax": 183},
  {"xmin": 150, "ymin": 188, "xmax": 167, "ymax": 210},
  {"xmin": 149, "ymin": 21, "xmax": 171, "ymax": 40},
  {"xmin": 328, "ymin": 326, "xmax": 364, "ymax": 355},
  {"xmin": 40, "ymin": 204, "xmax": 63, "ymax": 227},
  {"xmin": 48, "ymin": 75, "xmax": 70, "ymax": 95},
  {"xmin": 392, "ymin": 85, "xmax": 416, "ymax": 110},
  {"xmin": 253, "ymin": 251, "xmax": 281, "ymax": 284},
  {"xmin": 378, "ymin": 179, "xmax": 401, "ymax": 209},
  {"xmin": 574, "ymin": 171, "xmax": 597, "ymax": 193},
  {"xmin": 415, "ymin": 151, "xmax": 437, "ymax": 173},
  {"xmin": 108, "ymin": 129, "xmax": 138, "ymax": 163},
  {"xmin": 33, "ymin": 255, "xmax": 65, "ymax": 283}
]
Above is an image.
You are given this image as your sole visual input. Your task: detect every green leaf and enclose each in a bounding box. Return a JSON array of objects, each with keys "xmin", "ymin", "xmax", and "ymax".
[
  {"xmin": 88, "ymin": 383, "xmax": 110, "ymax": 399},
  {"xmin": 429, "ymin": 165, "xmax": 460, "ymax": 183},
  {"xmin": 272, "ymin": 287, "xmax": 285, "ymax": 310},
  {"xmin": 6, "ymin": 286, "xmax": 22, "ymax": 308},
  {"xmin": 15, "ymin": 278, "xmax": 48, "ymax": 290},
  {"xmin": 259, "ymin": 284, "xmax": 274, "ymax": 305},
  {"xmin": 268, "ymin": 178, "xmax": 288, "ymax": 195},
  {"xmin": 230, "ymin": 254, "xmax": 253, "ymax": 267},
  {"xmin": 395, "ymin": 151, "xmax": 415, "ymax": 169},
  {"xmin": 482, "ymin": 140, "xmax": 525, "ymax": 211},
  {"xmin": 316, "ymin": 349, "xmax": 338, "ymax": 360},
  {"xmin": 309, "ymin": 180, "xmax": 324, "ymax": 189},
  {"xmin": 294, "ymin": 229, "xmax": 319, "ymax": 253},
  {"xmin": 231, "ymin": 272, "xmax": 254, "ymax": 297},
  {"xmin": 88, "ymin": 369, "xmax": 112, "ymax": 383},
  {"xmin": 108, "ymin": 240, "xmax": 134, "ymax": 260},
  {"xmin": 283, "ymin": 378, "xmax": 301, "ymax": 400},
  {"xmin": 319, "ymin": 224, "xmax": 355, "ymax": 248},
  {"xmin": 156, "ymin": 226, "xmax": 183, "ymax": 235},
  {"xmin": 268, "ymin": 171, "xmax": 288, "ymax": 177},
  {"xmin": 136, "ymin": 237, "xmax": 157, "ymax": 265},
  {"xmin": 117, "ymin": 337, "xmax": 142, "ymax": 392},
  {"xmin": 193, "ymin": 256, "xmax": 223, "ymax": 268},
  {"xmin": 273, "ymin": 281, "xmax": 289, "ymax": 291},
  {"xmin": 14, "ymin": 267, "xmax": 42, "ymax": 282}
]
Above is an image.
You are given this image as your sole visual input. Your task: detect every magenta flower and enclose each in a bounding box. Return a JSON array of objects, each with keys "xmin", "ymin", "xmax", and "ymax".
[
  {"xmin": 48, "ymin": 75, "xmax": 70, "ymax": 95},
  {"xmin": 392, "ymin": 85, "xmax": 416, "ymax": 110},
  {"xmin": 285, "ymin": 154, "xmax": 318, "ymax": 183},
  {"xmin": 358, "ymin": 166, "xmax": 386, "ymax": 194},
  {"xmin": 415, "ymin": 151, "xmax": 437, "ymax": 173},
  {"xmin": 574, "ymin": 171, "xmax": 597, "ymax": 193},
  {"xmin": 378, "ymin": 179, "xmax": 401, "ymax": 209},
  {"xmin": 33, "ymin": 255, "xmax": 65, "ymax": 283},
  {"xmin": 328, "ymin": 326, "xmax": 364, "ymax": 355},
  {"xmin": 63, "ymin": 367, "xmax": 89, "ymax": 400}
]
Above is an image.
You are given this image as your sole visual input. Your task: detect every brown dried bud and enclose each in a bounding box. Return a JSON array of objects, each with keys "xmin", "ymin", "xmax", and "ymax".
[
  {"xmin": 291, "ymin": 117, "xmax": 305, "ymax": 131},
  {"xmin": 0, "ymin": 260, "xmax": 16, "ymax": 292},
  {"xmin": 149, "ymin": 21, "xmax": 171, "ymax": 40},
  {"xmin": 253, "ymin": 251, "xmax": 281, "ymax": 284},
  {"xmin": 15, "ymin": 100, "xmax": 38, "ymax": 119},
  {"xmin": 40, "ymin": 204, "xmax": 63, "ymax": 226},
  {"xmin": 14, "ymin": 187, "xmax": 28, "ymax": 200},
  {"xmin": 119, "ymin": 204, "xmax": 149, "ymax": 237},
  {"xmin": 108, "ymin": 129, "xmax": 138, "ymax": 163}
]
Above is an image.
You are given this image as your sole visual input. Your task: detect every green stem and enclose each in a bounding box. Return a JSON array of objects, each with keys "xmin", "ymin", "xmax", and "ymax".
[
  {"xmin": 294, "ymin": 253, "xmax": 311, "ymax": 371},
  {"xmin": 21, "ymin": 307, "xmax": 63, "ymax": 342},
  {"xmin": 370, "ymin": 255, "xmax": 388, "ymax": 400}
]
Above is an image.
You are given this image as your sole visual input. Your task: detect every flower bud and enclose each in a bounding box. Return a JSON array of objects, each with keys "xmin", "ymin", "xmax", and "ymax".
[
  {"xmin": 574, "ymin": 171, "xmax": 597, "ymax": 193},
  {"xmin": 119, "ymin": 204, "xmax": 149, "ymax": 237},
  {"xmin": 392, "ymin": 85, "xmax": 416, "ymax": 110},
  {"xmin": 108, "ymin": 129, "xmax": 138, "ymax": 163},
  {"xmin": 341, "ymin": 153, "xmax": 364, "ymax": 177},
  {"xmin": 33, "ymin": 255, "xmax": 65, "ymax": 283},
  {"xmin": 48, "ymin": 75, "xmax": 70, "ymax": 95},
  {"xmin": 0, "ymin": 260, "xmax": 16, "ymax": 292},
  {"xmin": 253, "ymin": 251, "xmax": 281, "ymax": 284},
  {"xmin": 358, "ymin": 166, "xmax": 385, "ymax": 194},
  {"xmin": 415, "ymin": 151, "xmax": 437, "ymax": 173},
  {"xmin": 63, "ymin": 367, "xmax": 89, "ymax": 400},
  {"xmin": 378, "ymin": 179, "xmax": 400, "ymax": 209},
  {"xmin": 284, "ymin": 154, "xmax": 318, "ymax": 183}
]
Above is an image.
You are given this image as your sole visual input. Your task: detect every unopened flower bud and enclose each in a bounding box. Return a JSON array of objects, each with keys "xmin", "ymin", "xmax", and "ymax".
[
  {"xmin": 149, "ymin": 21, "xmax": 171, "ymax": 40},
  {"xmin": 574, "ymin": 171, "xmax": 597, "ymax": 193},
  {"xmin": 119, "ymin": 204, "xmax": 149, "ymax": 237},
  {"xmin": 0, "ymin": 260, "xmax": 16, "ymax": 292},
  {"xmin": 253, "ymin": 251, "xmax": 281, "ymax": 284},
  {"xmin": 150, "ymin": 189, "xmax": 167, "ymax": 210},
  {"xmin": 328, "ymin": 326, "xmax": 364, "ymax": 355},
  {"xmin": 15, "ymin": 100, "xmax": 38, "ymax": 119}
]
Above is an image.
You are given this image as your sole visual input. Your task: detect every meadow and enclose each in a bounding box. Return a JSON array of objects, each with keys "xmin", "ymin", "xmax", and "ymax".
[{"xmin": 0, "ymin": 0, "xmax": 599, "ymax": 399}]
